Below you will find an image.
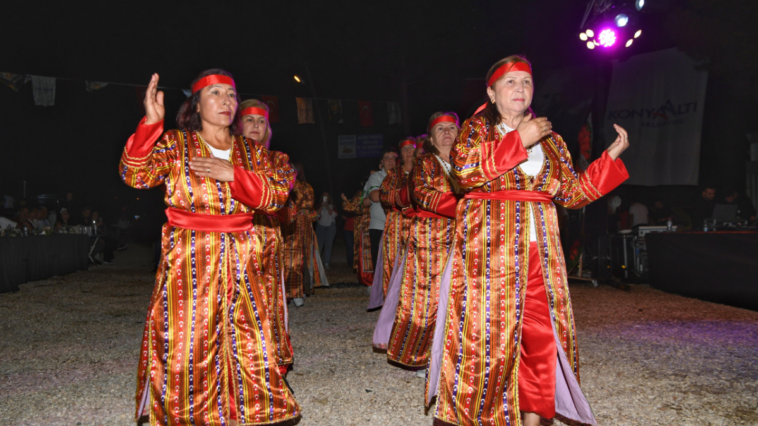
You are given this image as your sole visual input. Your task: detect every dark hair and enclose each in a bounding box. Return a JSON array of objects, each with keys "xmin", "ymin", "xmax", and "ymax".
[
  {"xmin": 176, "ymin": 69, "xmax": 240, "ymax": 134},
  {"xmin": 723, "ymin": 186, "xmax": 738, "ymax": 197},
  {"xmin": 383, "ymin": 147, "xmax": 398, "ymax": 156},
  {"xmin": 478, "ymin": 55, "xmax": 534, "ymax": 126},
  {"xmin": 424, "ymin": 111, "xmax": 460, "ymax": 155}
]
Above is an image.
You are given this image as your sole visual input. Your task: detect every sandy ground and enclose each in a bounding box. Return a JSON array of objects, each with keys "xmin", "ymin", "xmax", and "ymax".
[{"xmin": 0, "ymin": 238, "xmax": 756, "ymax": 426}]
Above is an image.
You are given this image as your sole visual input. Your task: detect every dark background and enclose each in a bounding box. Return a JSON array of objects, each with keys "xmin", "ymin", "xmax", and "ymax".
[{"xmin": 1, "ymin": 0, "xmax": 757, "ymax": 228}]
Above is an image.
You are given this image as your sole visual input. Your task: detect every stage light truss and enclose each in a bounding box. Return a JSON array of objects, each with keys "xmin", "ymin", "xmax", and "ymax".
[{"xmin": 579, "ymin": 0, "xmax": 643, "ymax": 51}]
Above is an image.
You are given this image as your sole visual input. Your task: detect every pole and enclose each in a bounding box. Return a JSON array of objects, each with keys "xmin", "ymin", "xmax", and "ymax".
[{"xmin": 304, "ymin": 63, "xmax": 335, "ymax": 196}]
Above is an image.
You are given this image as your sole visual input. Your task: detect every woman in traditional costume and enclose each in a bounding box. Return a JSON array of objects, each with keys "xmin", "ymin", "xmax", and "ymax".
[
  {"xmin": 367, "ymin": 137, "xmax": 417, "ymax": 309},
  {"xmin": 342, "ymin": 177, "xmax": 376, "ymax": 286},
  {"xmin": 340, "ymin": 190, "xmax": 361, "ymax": 269},
  {"xmin": 377, "ymin": 113, "xmax": 461, "ymax": 373},
  {"xmin": 120, "ymin": 71, "xmax": 299, "ymax": 425},
  {"xmin": 430, "ymin": 56, "xmax": 629, "ymax": 426},
  {"xmin": 282, "ymin": 163, "xmax": 327, "ymax": 307},
  {"xmin": 238, "ymin": 99, "xmax": 294, "ymax": 375}
]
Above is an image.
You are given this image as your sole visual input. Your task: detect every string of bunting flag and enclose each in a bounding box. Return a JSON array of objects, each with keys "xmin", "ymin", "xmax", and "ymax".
[{"xmin": 0, "ymin": 71, "xmax": 403, "ymax": 126}]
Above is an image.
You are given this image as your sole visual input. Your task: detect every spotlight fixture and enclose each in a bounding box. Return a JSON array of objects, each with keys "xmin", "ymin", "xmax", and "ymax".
[
  {"xmin": 579, "ymin": 1, "xmax": 642, "ymax": 52},
  {"xmin": 294, "ymin": 75, "xmax": 302, "ymax": 83},
  {"xmin": 598, "ymin": 29, "xmax": 617, "ymax": 47},
  {"xmin": 614, "ymin": 13, "xmax": 629, "ymax": 27},
  {"xmin": 625, "ymin": 39, "xmax": 633, "ymax": 47}
]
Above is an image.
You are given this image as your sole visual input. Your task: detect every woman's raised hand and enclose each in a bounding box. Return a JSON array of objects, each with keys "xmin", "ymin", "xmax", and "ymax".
[
  {"xmin": 606, "ymin": 124, "xmax": 630, "ymax": 160},
  {"xmin": 144, "ymin": 73, "xmax": 165, "ymax": 125},
  {"xmin": 516, "ymin": 114, "xmax": 552, "ymax": 149}
]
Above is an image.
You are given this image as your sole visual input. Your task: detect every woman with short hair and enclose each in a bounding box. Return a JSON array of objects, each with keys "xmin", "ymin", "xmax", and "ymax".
[
  {"xmin": 430, "ymin": 55, "xmax": 629, "ymax": 426},
  {"xmin": 120, "ymin": 70, "xmax": 299, "ymax": 425}
]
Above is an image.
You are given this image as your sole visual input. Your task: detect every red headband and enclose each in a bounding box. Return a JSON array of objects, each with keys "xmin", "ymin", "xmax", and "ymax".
[
  {"xmin": 430, "ymin": 115, "xmax": 458, "ymax": 129},
  {"xmin": 191, "ymin": 74, "xmax": 236, "ymax": 94},
  {"xmin": 240, "ymin": 107, "xmax": 269, "ymax": 120},
  {"xmin": 487, "ymin": 62, "xmax": 532, "ymax": 87},
  {"xmin": 399, "ymin": 138, "xmax": 416, "ymax": 149}
]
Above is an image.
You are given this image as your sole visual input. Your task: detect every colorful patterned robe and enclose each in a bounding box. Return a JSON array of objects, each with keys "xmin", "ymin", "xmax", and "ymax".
[
  {"xmin": 379, "ymin": 164, "xmax": 413, "ymax": 297},
  {"xmin": 120, "ymin": 119, "xmax": 300, "ymax": 425},
  {"xmin": 252, "ymin": 151, "xmax": 295, "ymax": 369},
  {"xmin": 434, "ymin": 116, "xmax": 628, "ymax": 426},
  {"xmin": 386, "ymin": 153, "xmax": 457, "ymax": 367},
  {"xmin": 342, "ymin": 192, "xmax": 373, "ymax": 285},
  {"xmin": 282, "ymin": 180, "xmax": 323, "ymax": 298}
]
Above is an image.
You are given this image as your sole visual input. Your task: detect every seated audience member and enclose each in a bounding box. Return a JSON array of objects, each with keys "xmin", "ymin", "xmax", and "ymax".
[
  {"xmin": 32, "ymin": 206, "xmax": 51, "ymax": 229},
  {"xmin": 649, "ymin": 200, "xmax": 673, "ymax": 225},
  {"xmin": 80, "ymin": 206, "xmax": 93, "ymax": 227},
  {"xmin": 629, "ymin": 198, "xmax": 649, "ymax": 227},
  {"xmin": 722, "ymin": 186, "xmax": 756, "ymax": 222},
  {"xmin": 55, "ymin": 208, "xmax": 74, "ymax": 231},
  {"xmin": 691, "ymin": 185, "xmax": 716, "ymax": 230},
  {"xmin": 14, "ymin": 207, "xmax": 34, "ymax": 233}
]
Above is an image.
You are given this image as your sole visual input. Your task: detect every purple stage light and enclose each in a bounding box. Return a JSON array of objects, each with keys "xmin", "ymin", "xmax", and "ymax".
[{"xmin": 598, "ymin": 29, "xmax": 617, "ymax": 47}]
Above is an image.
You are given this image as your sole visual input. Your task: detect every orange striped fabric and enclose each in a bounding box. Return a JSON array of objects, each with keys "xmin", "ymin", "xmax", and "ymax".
[
  {"xmin": 120, "ymin": 129, "xmax": 299, "ymax": 425},
  {"xmin": 386, "ymin": 153, "xmax": 456, "ymax": 367},
  {"xmin": 379, "ymin": 164, "xmax": 413, "ymax": 296},
  {"xmin": 282, "ymin": 181, "xmax": 317, "ymax": 298},
  {"xmin": 434, "ymin": 116, "xmax": 626, "ymax": 425}
]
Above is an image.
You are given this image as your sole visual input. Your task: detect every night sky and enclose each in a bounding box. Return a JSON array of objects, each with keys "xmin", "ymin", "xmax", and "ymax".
[{"xmin": 1, "ymin": 0, "xmax": 756, "ymax": 225}]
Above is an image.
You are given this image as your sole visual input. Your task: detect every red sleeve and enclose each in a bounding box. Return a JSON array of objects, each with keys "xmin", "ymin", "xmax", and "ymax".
[
  {"xmin": 125, "ymin": 117, "xmax": 164, "ymax": 158},
  {"xmin": 481, "ymin": 131, "xmax": 529, "ymax": 180},
  {"xmin": 437, "ymin": 192, "xmax": 458, "ymax": 218},
  {"xmin": 579, "ymin": 151, "xmax": 630, "ymax": 200},
  {"xmin": 228, "ymin": 166, "xmax": 271, "ymax": 210}
]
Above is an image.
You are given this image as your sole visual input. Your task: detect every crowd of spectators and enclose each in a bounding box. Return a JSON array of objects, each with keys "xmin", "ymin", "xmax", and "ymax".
[
  {"xmin": 608, "ymin": 184, "xmax": 757, "ymax": 232},
  {"xmin": 1, "ymin": 191, "xmax": 129, "ymax": 265}
]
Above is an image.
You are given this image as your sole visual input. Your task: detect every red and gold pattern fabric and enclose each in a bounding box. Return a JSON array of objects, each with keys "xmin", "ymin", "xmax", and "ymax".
[
  {"xmin": 343, "ymin": 192, "xmax": 374, "ymax": 286},
  {"xmin": 379, "ymin": 164, "xmax": 413, "ymax": 296},
  {"xmin": 252, "ymin": 151, "xmax": 295, "ymax": 369},
  {"xmin": 120, "ymin": 118, "xmax": 300, "ymax": 425},
  {"xmin": 282, "ymin": 180, "xmax": 318, "ymax": 298},
  {"xmin": 386, "ymin": 153, "xmax": 457, "ymax": 367},
  {"xmin": 434, "ymin": 116, "xmax": 628, "ymax": 426}
]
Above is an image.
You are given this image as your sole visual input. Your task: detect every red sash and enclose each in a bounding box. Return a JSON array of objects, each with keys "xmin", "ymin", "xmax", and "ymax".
[
  {"xmin": 166, "ymin": 208, "xmax": 254, "ymax": 232},
  {"xmin": 464, "ymin": 190, "xmax": 553, "ymax": 202}
]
